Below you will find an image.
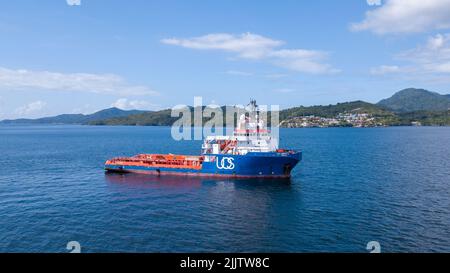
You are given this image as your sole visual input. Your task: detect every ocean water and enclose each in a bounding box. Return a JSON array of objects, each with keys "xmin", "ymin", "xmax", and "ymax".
[{"xmin": 0, "ymin": 125, "xmax": 449, "ymax": 253}]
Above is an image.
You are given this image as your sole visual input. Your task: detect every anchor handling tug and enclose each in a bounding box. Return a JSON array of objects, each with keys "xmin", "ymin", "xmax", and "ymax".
[{"xmin": 105, "ymin": 100, "xmax": 302, "ymax": 178}]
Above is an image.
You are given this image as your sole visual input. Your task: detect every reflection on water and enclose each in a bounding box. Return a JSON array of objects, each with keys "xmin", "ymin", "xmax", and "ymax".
[
  {"xmin": 105, "ymin": 172, "xmax": 203, "ymax": 189},
  {"xmin": 105, "ymin": 172, "xmax": 293, "ymax": 189},
  {"xmin": 103, "ymin": 172, "xmax": 298, "ymax": 252}
]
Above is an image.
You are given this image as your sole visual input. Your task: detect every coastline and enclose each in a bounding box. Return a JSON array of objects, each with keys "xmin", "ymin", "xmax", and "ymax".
[{"xmin": 1, "ymin": 123, "xmax": 449, "ymax": 128}]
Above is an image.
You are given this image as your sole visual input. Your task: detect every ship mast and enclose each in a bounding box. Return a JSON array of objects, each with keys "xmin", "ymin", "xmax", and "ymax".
[{"xmin": 248, "ymin": 99, "xmax": 259, "ymax": 133}]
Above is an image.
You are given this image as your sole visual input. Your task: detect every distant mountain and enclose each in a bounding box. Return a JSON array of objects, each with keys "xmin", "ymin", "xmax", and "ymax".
[
  {"xmin": 89, "ymin": 109, "xmax": 177, "ymax": 126},
  {"xmin": 377, "ymin": 88, "xmax": 450, "ymax": 113},
  {"xmin": 1, "ymin": 108, "xmax": 148, "ymax": 124}
]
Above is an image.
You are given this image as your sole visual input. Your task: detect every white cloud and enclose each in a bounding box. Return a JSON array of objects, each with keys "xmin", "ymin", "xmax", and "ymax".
[
  {"xmin": 371, "ymin": 33, "xmax": 450, "ymax": 76},
  {"xmin": 111, "ymin": 98, "xmax": 157, "ymax": 110},
  {"xmin": 225, "ymin": 70, "xmax": 253, "ymax": 76},
  {"xmin": 426, "ymin": 33, "xmax": 447, "ymax": 49},
  {"xmin": 162, "ymin": 33, "xmax": 283, "ymax": 59},
  {"xmin": 398, "ymin": 33, "xmax": 450, "ymax": 73},
  {"xmin": 351, "ymin": 0, "xmax": 450, "ymax": 34},
  {"xmin": 66, "ymin": 0, "xmax": 81, "ymax": 6},
  {"xmin": 0, "ymin": 67, "xmax": 158, "ymax": 96},
  {"xmin": 265, "ymin": 73, "xmax": 289, "ymax": 79},
  {"xmin": 370, "ymin": 65, "xmax": 402, "ymax": 75},
  {"xmin": 15, "ymin": 101, "xmax": 46, "ymax": 115},
  {"xmin": 162, "ymin": 33, "xmax": 339, "ymax": 74},
  {"xmin": 367, "ymin": 0, "xmax": 382, "ymax": 6},
  {"xmin": 268, "ymin": 49, "xmax": 340, "ymax": 74},
  {"xmin": 400, "ymin": 34, "xmax": 450, "ymax": 62},
  {"xmin": 427, "ymin": 62, "xmax": 450, "ymax": 73}
]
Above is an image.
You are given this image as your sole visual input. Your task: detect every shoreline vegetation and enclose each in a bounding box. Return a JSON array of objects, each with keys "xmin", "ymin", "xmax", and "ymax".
[
  {"xmin": 2, "ymin": 88, "xmax": 450, "ymax": 127},
  {"xmin": 88, "ymin": 103, "xmax": 450, "ymax": 128}
]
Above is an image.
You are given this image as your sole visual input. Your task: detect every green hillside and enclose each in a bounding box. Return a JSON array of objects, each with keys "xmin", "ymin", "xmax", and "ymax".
[
  {"xmin": 280, "ymin": 101, "xmax": 394, "ymax": 119},
  {"xmin": 89, "ymin": 109, "xmax": 177, "ymax": 126},
  {"xmin": 378, "ymin": 88, "xmax": 450, "ymax": 113},
  {"xmin": 397, "ymin": 110, "xmax": 450, "ymax": 126}
]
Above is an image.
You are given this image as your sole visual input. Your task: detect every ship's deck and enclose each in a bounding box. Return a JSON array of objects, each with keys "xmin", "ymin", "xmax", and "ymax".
[{"xmin": 106, "ymin": 154, "xmax": 204, "ymax": 170}]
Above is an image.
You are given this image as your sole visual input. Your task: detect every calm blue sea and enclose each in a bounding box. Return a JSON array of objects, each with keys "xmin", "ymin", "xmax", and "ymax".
[{"xmin": 0, "ymin": 125, "xmax": 449, "ymax": 253}]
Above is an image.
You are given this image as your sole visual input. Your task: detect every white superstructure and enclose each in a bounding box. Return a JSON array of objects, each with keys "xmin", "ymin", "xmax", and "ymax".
[{"xmin": 201, "ymin": 100, "xmax": 278, "ymax": 156}]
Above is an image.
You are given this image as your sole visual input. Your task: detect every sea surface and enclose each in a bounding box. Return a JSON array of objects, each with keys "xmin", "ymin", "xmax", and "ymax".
[{"xmin": 0, "ymin": 125, "xmax": 449, "ymax": 253}]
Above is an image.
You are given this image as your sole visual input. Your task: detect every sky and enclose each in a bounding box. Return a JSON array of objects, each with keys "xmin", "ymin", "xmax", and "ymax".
[{"xmin": 1, "ymin": 0, "xmax": 450, "ymax": 119}]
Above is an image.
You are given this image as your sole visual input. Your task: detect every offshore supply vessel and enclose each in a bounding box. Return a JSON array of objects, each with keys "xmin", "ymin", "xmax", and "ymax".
[{"xmin": 105, "ymin": 100, "xmax": 302, "ymax": 178}]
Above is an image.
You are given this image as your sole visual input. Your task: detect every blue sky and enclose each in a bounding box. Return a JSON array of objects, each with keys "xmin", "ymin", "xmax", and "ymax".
[{"xmin": 1, "ymin": 0, "xmax": 450, "ymax": 118}]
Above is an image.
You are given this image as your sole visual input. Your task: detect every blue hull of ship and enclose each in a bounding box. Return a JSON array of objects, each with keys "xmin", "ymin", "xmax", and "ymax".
[{"xmin": 105, "ymin": 151, "xmax": 302, "ymax": 178}]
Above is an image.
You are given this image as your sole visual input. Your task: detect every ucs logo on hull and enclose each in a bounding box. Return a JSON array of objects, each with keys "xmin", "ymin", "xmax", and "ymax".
[{"xmin": 216, "ymin": 157, "xmax": 235, "ymax": 170}]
